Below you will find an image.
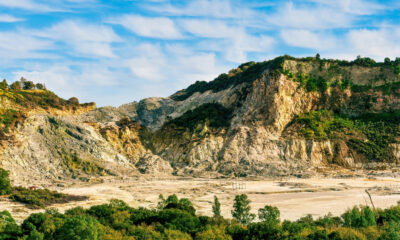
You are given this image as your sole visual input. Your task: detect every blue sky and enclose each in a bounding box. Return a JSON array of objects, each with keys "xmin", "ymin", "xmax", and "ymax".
[{"xmin": 0, "ymin": 0, "xmax": 399, "ymax": 106}]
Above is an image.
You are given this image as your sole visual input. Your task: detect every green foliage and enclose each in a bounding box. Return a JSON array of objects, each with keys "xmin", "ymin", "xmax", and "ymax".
[
  {"xmin": 161, "ymin": 103, "xmax": 232, "ymax": 133},
  {"xmin": 0, "ymin": 210, "xmax": 21, "ymax": 239},
  {"xmin": 295, "ymin": 110, "xmax": 400, "ymax": 162},
  {"xmin": 23, "ymin": 81, "xmax": 35, "ymax": 90},
  {"xmin": 172, "ymin": 56, "xmax": 285, "ymax": 101},
  {"xmin": 342, "ymin": 206, "xmax": 376, "ymax": 228},
  {"xmin": 195, "ymin": 225, "xmax": 232, "ymax": 240},
  {"xmin": 157, "ymin": 209, "xmax": 201, "ymax": 234},
  {"xmin": 258, "ymin": 205, "xmax": 280, "ymax": 224},
  {"xmin": 0, "ymin": 80, "xmax": 8, "ymax": 90},
  {"xmin": 55, "ymin": 216, "xmax": 101, "ymax": 240},
  {"xmin": 231, "ymin": 194, "xmax": 255, "ymax": 225},
  {"xmin": 9, "ymin": 187, "xmax": 88, "ymax": 209},
  {"xmin": 6, "ymin": 193, "xmax": 400, "ymax": 239},
  {"xmin": 0, "ymin": 168, "xmax": 11, "ymax": 195},
  {"xmin": 9, "ymin": 81, "xmax": 21, "ymax": 90},
  {"xmin": 212, "ymin": 196, "xmax": 221, "ymax": 217}
]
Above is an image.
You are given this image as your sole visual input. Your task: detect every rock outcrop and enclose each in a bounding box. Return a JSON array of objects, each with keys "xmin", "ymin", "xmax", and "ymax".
[{"xmin": 2, "ymin": 56, "xmax": 400, "ymax": 183}]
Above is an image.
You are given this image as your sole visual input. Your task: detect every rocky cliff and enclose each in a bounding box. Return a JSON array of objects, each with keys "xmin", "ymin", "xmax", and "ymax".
[{"xmin": 2, "ymin": 56, "xmax": 400, "ymax": 184}]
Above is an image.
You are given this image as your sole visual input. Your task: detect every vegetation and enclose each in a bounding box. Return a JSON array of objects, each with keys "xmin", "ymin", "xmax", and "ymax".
[
  {"xmin": 231, "ymin": 194, "xmax": 255, "ymax": 224},
  {"xmin": 212, "ymin": 195, "xmax": 221, "ymax": 217},
  {"xmin": 161, "ymin": 103, "xmax": 233, "ymax": 133},
  {"xmin": 294, "ymin": 110, "xmax": 400, "ymax": 162},
  {"xmin": 0, "ymin": 167, "xmax": 88, "ymax": 209},
  {"xmin": 171, "ymin": 56, "xmax": 285, "ymax": 101},
  {"xmin": 172, "ymin": 54, "xmax": 400, "ymax": 101},
  {"xmin": 2, "ymin": 193, "xmax": 400, "ymax": 239},
  {"xmin": 0, "ymin": 168, "xmax": 11, "ymax": 195},
  {"xmin": 9, "ymin": 187, "xmax": 88, "ymax": 209}
]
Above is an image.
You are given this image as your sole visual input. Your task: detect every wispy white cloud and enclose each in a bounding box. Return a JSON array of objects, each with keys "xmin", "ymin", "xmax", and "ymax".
[
  {"xmin": 125, "ymin": 43, "xmax": 166, "ymax": 81},
  {"xmin": 0, "ymin": 32, "xmax": 53, "ymax": 59},
  {"xmin": 0, "ymin": 0, "xmax": 61, "ymax": 12},
  {"xmin": 32, "ymin": 20, "xmax": 121, "ymax": 58},
  {"xmin": 266, "ymin": 2, "xmax": 352, "ymax": 30},
  {"xmin": 144, "ymin": 0, "xmax": 240, "ymax": 18},
  {"xmin": 308, "ymin": 0, "xmax": 385, "ymax": 15},
  {"xmin": 281, "ymin": 29, "xmax": 337, "ymax": 50},
  {"xmin": 0, "ymin": 14, "xmax": 24, "ymax": 23},
  {"xmin": 346, "ymin": 27, "xmax": 400, "ymax": 60},
  {"xmin": 108, "ymin": 15, "xmax": 183, "ymax": 39}
]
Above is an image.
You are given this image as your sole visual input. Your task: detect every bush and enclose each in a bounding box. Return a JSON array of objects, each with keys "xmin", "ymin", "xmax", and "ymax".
[
  {"xmin": 157, "ymin": 209, "xmax": 201, "ymax": 234},
  {"xmin": 195, "ymin": 225, "xmax": 232, "ymax": 240},
  {"xmin": 0, "ymin": 168, "xmax": 11, "ymax": 195},
  {"xmin": 9, "ymin": 187, "xmax": 88, "ymax": 209},
  {"xmin": 68, "ymin": 97, "xmax": 79, "ymax": 105}
]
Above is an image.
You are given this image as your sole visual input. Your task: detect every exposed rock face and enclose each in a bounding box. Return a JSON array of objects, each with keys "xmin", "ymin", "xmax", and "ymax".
[{"xmin": 2, "ymin": 56, "xmax": 400, "ymax": 183}]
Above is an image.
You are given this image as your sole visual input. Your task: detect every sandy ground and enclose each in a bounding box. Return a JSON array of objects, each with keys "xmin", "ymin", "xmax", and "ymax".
[{"xmin": 2, "ymin": 176, "xmax": 400, "ymax": 223}]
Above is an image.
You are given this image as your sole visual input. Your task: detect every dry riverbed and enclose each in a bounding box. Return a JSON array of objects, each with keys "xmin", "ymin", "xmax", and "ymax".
[{"xmin": 2, "ymin": 176, "xmax": 400, "ymax": 223}]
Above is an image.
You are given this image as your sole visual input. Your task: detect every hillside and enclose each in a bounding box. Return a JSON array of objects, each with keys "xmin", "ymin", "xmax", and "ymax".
[{"xmin": 2, "ymin": 55, "xmax": 400, "ymax": 184}]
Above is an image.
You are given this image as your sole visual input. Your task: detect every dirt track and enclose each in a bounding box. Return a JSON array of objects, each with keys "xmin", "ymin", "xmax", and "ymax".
[{"xmin": 1, "ymin": 176, "xmax": 400, "ymax": 223}]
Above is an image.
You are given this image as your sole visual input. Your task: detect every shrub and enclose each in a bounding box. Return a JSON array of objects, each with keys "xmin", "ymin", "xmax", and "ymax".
[
  {"xmin": 0, "ymin": 168, "xmax": 11, "ymax": 195},
  {"xmin": 68, "ymin": 97, "xmax": 79, "ymax": 105},
  {"xmin": 195, "ymin": 225, "xmax": 232, "ymax": 240},
  {"xmin": 161, "ymin": 103, "xmax": 232, "ymax": 133},
  {"xmin": 157, "ymin": 209, "xmax": 201, "ymax": 234},
  {"xmin": 9, "ymin": 187, "xmax": 88, "ymax": 209},
  {"xmin": 164, "ymin": 228, "xmax": 192, "ymax": 240}
]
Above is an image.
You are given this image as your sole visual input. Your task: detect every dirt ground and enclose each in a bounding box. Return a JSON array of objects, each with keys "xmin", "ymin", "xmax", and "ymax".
[{"xmin": 2, "ymin": 176, "xmax": 400, "ymax": 223}]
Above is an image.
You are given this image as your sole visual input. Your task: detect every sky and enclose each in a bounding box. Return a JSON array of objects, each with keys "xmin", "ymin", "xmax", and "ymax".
[{"xmin": 0, "ymin": 0, "xmax": 399, "ymax": 106}]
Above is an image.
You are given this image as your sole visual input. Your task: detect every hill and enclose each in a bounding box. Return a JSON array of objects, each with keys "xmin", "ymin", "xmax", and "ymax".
[{"xmin": 2, "ymin": 55, "xmax": 400, "ymax": 184}]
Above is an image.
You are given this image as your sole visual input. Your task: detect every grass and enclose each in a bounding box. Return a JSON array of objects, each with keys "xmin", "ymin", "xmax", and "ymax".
[{"xmin": 9, "ymin": 187, "xmax": 88, "ymax": 209}]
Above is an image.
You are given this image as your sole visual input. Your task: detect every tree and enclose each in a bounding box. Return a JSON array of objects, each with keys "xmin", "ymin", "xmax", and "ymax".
[
  {"xmin": 23, "ymin": 81, "xmax": 35, "ymax": 90},
  {"xmin": 157, "ymin": 194, "xmax": 166, "ymax": 211},
  {"xmin": 35, "ymin": 83, "xmax": 45, "ymax": 90},
  {"xmin": 258, "ymin": 205, "xmax": 280, "ymax": 224},
  {"xmin": 212, "ymin": 196, "xmax": 221, "ymax": 217},
  {"xmin": 68, "ymin": 97, "xmax": 79, "ymax": 105},
  {"xmin": 385, "ymin": 57, "xmax": 391, "ymax": 65},
  {"xmin": 231, "ymin": 194, "xmax": 255, "ymax": 224},
  {"xmin": 0, "ymin": 168, "xmax": 12, "ymax": 195},
  {"xmin": 55, "ymin": 216, "xmax": 101, "ymax": 240},
  {"xmin": 10, "ymin": 81, "xmax": 21, "ymax": 90},
  {"xmin": 0, "ymin": 79, "xmax": 8, "ymax": 90},
  {"xmin": 316, "ymin": 53, "xmax": 321, "ymax": 60}
]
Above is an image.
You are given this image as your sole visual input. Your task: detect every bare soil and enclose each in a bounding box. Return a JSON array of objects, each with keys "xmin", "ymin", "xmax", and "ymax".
[{"xmin": 1, "ymin": 176, "xmax": 400, "ymax": 223}]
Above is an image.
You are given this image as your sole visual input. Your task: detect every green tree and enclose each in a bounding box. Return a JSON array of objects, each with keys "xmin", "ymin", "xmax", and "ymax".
[
  {"xmin": 0, "ymin": 168, "xmax": 12, "ymax": 195},
  {"xmin": 68, "ymin": 97, "xmax": 79, "ymax": 105},
  {"xmin": 258, "ymin": 205, "xmax": 280, "ymax": 224},
  {"xmin": 55, "ymin": 216, "xmax": 101, "ymax": 240},
  {"xmin": 231, "ymin": 194, "xmax": 255, "ymax": 224},
  {"xmin": 212, "ymin": 196, "xmax": 221, "ymax": 217},
  {"xmin": 157, "ymin": 194, "xmax": 166, "ymax": 211},
  {"xmin": 23, "ymin": 81, "xmax": 35, "ymax": 90},
  {"xmin": 195, "ymin": 225, "xmax": 232, "ymax": 240},
  {"xmin": 9, "ymin": 81, "xmax": 21, "ymax": 90},
  {"xmin": 0, "ymin": 79, "xmax": 8, "ymax": 90},
  {"xmin": 35, "ymin": 83, "xmax": 45, "ymax": 90}
]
